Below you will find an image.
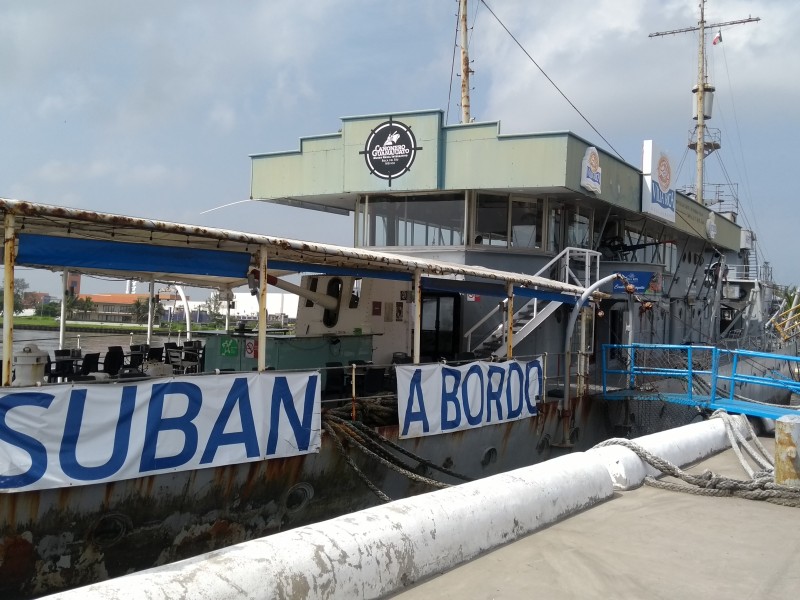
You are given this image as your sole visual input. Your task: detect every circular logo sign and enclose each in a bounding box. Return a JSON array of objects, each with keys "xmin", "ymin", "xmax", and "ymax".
[{"xmin": 362, "ymin": 119, "xmax": 418, "ymax": 184}]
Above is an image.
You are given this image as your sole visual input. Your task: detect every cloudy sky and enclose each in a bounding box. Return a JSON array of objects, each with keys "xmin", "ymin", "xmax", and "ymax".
[{"xmin": 2, "ymin": 0, "xmax": 798, "ymax": 295}]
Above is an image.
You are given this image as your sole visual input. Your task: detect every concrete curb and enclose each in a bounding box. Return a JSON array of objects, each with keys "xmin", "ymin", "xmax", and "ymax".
[
  {"xmin": 46, "ymin": 452, "xmax": 614, "ymax": 600},
  {"xmin": 587, "ymin": 413, "xmax": 750, "ymax": 490}
]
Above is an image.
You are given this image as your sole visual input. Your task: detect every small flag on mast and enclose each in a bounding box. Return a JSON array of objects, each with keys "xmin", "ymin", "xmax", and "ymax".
[{"xmin": 712, "ymin": 30, "xmax": 722, "ymax": 45}]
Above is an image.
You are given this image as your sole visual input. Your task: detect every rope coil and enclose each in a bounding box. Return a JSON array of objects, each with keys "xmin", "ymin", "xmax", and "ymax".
[
  {"xmin": 593, "ymin": 411, "xmax": 800, "ymax": 507},
  {"xmin": 322, "ymin": 409, "xmax": 474, "ymax": 502}
]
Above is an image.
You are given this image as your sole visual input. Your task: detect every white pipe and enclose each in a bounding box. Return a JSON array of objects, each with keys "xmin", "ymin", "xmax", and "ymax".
[
  {"xmin": 45, "ymin": 452, "xmax": 613, "ymax": 600},
  {"xmin": 176, "ymin": 285, "xmax": 191, "ymax": 342},
  {"xmin": 59, "ymin": 270, "xmax": 68, "ymax": 349},
  {"xmin": 2, "ymin": 213, "xmax": 15, "ymax": 386},
  {"xmin": 563, "ymin": 273, "xmax": 624, "ymax": 411},
  {"xmin": 265, "ymin": 274, "xmax": 337, "ymax": 311},
  {"xmin": 258, "ymin": 247, "xmax": 268, "ymax": 371},
  {"xmin": 225, "ymin": 288, "xmax": 231, "ymax": 331},
  {"xmin": 413, "ymin": 269, "xmax": 421, "ymax": 363},
  {"xmin": 146, "ymin": 280, "xmax": 155, "ymax": 346},
  {"xmin": 506, "ymin": 282, "xmax": 514, "ymax": 358}
]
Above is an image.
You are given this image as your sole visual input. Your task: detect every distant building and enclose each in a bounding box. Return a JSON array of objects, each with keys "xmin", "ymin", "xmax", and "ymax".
[
  {"xmin": 223, "ymin": 292, "xmax": 299, "ymax": 322},
  {"xmin": 72, "ymin": 294, "xmax": 148, "ymax": 323},
  {"xmin": 66, "ymin": 273, "xmax": 81, "ymax": 297},
  {"xmin": 22, "ymin": 292, "xmax": 59, "ymax": 309}
]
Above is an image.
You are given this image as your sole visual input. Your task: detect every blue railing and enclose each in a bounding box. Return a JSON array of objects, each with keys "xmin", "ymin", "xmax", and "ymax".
[{"xmin": 602, "ymin": 343, "xmax": 800, "ymax": 419}]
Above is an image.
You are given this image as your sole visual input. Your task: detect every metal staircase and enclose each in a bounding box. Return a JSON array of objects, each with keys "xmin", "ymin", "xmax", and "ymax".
[{"xmin": 465, "ymin": 247, "xmax": 600, "ymax": 358}]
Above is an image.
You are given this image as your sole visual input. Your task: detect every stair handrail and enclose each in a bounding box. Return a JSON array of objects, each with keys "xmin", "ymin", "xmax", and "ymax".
[{"xmin": 465, "ymin": 247, "xmax": 600, "ymax": 353}]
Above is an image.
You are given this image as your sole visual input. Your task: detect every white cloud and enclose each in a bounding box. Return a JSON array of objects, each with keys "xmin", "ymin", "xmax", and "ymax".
[
  {"xmin": 208, "ymin": 104, "xmax": 236, "ymax": 133},
  {"xmin": 36, "ymin": 159, "xmax": 171, "ymax": 186}
]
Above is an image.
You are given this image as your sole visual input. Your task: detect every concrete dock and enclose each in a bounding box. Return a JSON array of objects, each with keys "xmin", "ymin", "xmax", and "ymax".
[{"xmin": 391, "ymin": 437, "xmax": 800, "ymax": 600}]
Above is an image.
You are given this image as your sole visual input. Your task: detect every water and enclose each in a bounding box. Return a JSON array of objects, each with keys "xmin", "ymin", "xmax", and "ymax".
[{"xmin": 2, "ymin": 329, "xmax": 186, "ymax": 357}]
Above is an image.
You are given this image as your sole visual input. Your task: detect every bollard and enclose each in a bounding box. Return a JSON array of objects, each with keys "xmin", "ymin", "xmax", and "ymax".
[{"xmin": 775, "ymin": 415, "xmax": 800, "ymax": 487}]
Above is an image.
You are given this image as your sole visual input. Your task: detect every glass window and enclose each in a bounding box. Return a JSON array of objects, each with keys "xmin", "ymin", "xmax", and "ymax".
[
  {"xmin": 565, "ymin": 206, "xmax": 592, "ymax": 249},
  {"xmin": 357, "ymin": 194, "xmax": 465, "ymax": 248},
  {"xmin": 475, "ymin": 194, "xmax": 509, "ymax": 247},
  {"xmin": 662, "ymin": 242, "xmax": 678, "ymax": 273},
  {"xmin": 510, "ymin": 198, "xmax": 543, "ymax": 249},
  {"xmin": 547, "ymin": 203, "xmax": 562, "ymax": 253}
]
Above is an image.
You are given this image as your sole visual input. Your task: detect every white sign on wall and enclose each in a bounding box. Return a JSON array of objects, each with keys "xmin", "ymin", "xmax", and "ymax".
[
  {"xmin": 642, "ymin": 140, "xmax": 676, "ymax": 223},
  {"xmin": 580, "ymin": 147, "xmax": 602, "ymax": 194}
]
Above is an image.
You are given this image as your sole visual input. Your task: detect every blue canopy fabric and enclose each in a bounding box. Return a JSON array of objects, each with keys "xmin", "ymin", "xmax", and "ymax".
[{"xmin": 17, "ymin": 234, "xmax": 251, "ymax": 278}]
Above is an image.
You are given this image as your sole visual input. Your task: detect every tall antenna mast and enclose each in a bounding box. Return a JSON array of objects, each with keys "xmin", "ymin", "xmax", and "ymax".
[
  {"xmin": 650, "ymin": 1, "xmax": 759, "ymax": 207},
  {"xmin": 459, "ymin": 0, "xmax": 471, "ymax": 123}
]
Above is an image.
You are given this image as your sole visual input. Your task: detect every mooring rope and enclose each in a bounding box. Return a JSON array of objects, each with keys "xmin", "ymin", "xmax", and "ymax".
[
  {"xmin": 330, "ymin": 415, "xmax": 473, "ymax": 482},
  {"xmin": 322, "ymin": 420, "xmax": 391, "ymax": 502},
  {"xmin": 593, "ymin": 414, "xmax": 800, "ymax": 508},
  {"xmin": 322, "ymin": 415, "xmax": 452, "ymax": 499}
]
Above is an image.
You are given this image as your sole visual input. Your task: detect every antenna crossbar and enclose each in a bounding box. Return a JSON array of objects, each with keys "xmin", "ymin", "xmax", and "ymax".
[{"xmin": 650, "ymin": 17, "xmax": 760, "ymax": 38}]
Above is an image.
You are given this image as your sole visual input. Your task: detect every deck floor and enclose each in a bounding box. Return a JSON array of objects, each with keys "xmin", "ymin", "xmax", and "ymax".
[{"xmin": 390, "ymin": 438, "xmax": 800, "ymax": 600}]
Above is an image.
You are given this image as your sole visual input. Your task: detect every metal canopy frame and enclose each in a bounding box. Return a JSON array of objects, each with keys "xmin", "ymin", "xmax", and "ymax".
[{"xmin": 1, "ymin": 198, "xmax": 592, "ymax": 382}]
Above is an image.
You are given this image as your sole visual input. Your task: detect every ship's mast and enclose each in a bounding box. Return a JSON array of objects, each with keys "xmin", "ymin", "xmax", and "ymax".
[
  {"xmin": 459, "ymin": 0, "xmax": 471, "ymax": 123},
  {"xmin": 694, "ymin": 1, "xmax": 708, "ymax": 207},
  {"xmin": 650, "ymin": 1, "xmax": 759, "ymax": 206}
]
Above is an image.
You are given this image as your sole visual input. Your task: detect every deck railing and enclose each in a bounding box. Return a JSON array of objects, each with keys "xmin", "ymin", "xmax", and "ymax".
[{"xmin": 602, "ymin": 343, "xmax": 800, "ymax": 419}]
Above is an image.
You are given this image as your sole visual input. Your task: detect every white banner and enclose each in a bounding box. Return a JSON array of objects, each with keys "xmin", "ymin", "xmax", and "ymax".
[
  {"xmin": 0, "ymin": 371, "xmax": 321, "ymax": 492},
  {"xmin": 642, "ymin": 140, "xmax": 676, "ymax": 223},
  {"xmin": 396, "ymin": 359, "xmax": 542, "ymax": 439}
]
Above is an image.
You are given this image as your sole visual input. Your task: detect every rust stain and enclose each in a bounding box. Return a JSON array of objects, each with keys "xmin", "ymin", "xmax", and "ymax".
[
  {"xmin": 129, "ymin": 475, "xmax": 155, "ymax": 498},
  {"xmin": 499, "ymin": 421, "xmax": 515, "ymax": 453},
  {"xmin": 27, "ymin": 493, "xmax": 40, "ymax": 525},
  {"xmin": 265, "ymin": 454, "xmax": 305, "ymax": 484},
  {"xmin": 57, "ymin": 487, "xmax": 71, "ymax": 513},
  {"xmin": 103, "ymin": 481, "xmax": 116, "ymax": 509},
  {"xmin": 241, "ymin": 462, "xmax": 261, "ymax": 499},
  {"xmin": 3, "ymin": 494, "xmax": 17, "ymax": 530}
]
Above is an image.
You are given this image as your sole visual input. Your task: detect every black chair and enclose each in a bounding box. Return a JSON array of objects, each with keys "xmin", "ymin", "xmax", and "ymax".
[
  {"xmin": 196, "ymin": 346, "xmax": 205, "ymax": 372},
  {"xmin": 389, "ymin": 353, "xmax": 413, "ymax": 388},
  {"xmin": 167, "ymin": 348, "xmax": 186, "ymax": 374},
  {"xmin": 362, "ymin": 366, "xmax": 387, "ymax": 395},
  {"xmin": 73, "ymin": 353, "xmax": 100, "ymax": 381},
  {"xmin": 49, "ymin": 349, "xmax": 77, "ymax": 382},
  {"xmin": 102, "ymin": 347, "xmax": 125, "ymax": 377},
  {"xmin": 163, "ymin": 342, "xmax": 179, "ymax": 366},
  {"xmin": 323, "ymin": 362, "xmax": 345, "ymax": 398},
  {"xmin": 128, "ymin": 344, "xmax": 146, "ymax": 370},
  {"xmin": 147, "ymin": 346, "xmax": 164, "ymax": 362}
]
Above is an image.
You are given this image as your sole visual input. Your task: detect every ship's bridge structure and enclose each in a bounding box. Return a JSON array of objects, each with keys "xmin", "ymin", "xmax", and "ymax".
[
  {"xmin": 250, "ymin": 110, "xmax": 749, "ymax": 356},
  {"xmin": 250, "ymin": 109, "xmax": 740, "ymax": 279}
]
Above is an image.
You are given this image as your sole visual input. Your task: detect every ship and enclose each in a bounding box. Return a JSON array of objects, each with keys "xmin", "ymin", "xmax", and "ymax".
[{"xmin": 1, "ymin": 1, "xmax": 798, "ymax": 598}]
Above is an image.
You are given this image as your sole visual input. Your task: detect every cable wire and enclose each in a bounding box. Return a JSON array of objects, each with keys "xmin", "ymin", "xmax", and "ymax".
[{"xmin": 479, "ymin": 0, "xmax": 625, "ymax": 161}]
